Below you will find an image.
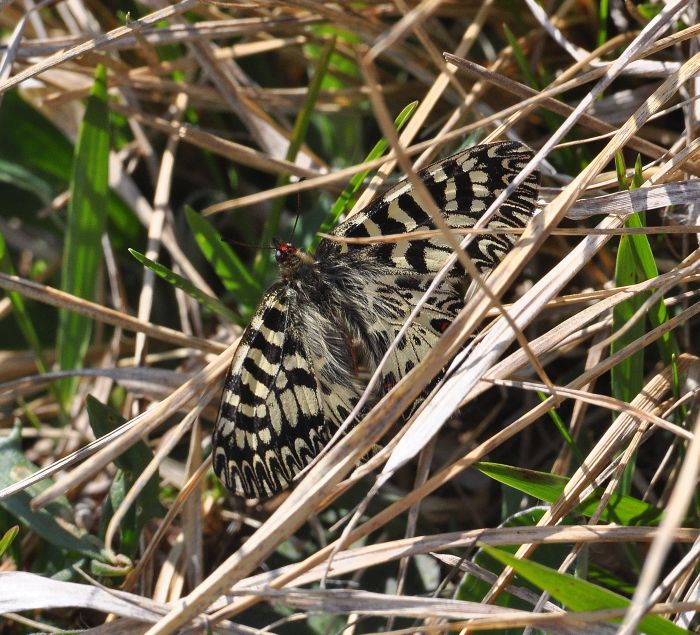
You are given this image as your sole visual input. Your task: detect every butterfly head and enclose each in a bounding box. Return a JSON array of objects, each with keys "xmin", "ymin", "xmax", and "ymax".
[{"xmin": 273, "ymin": 238, "xmax": 314, "ymax": 279}]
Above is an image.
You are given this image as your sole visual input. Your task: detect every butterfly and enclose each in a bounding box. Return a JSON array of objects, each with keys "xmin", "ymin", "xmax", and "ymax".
[{"xmin": 212, "ymin": 141, "xmax": 539, "ymax": 500}]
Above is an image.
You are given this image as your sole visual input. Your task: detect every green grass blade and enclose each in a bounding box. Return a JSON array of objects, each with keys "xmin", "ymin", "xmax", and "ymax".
[
  {"xmin": 0, "ymin": 524, "xmax": 19, "ymax": 557},
  {"xmin": 0, "ymin": 231, "xmax": 48, "ymax": 374},
  {"xmin": 0, "ymin": 159, "xmax": 54, "ymax": 204},
  {"xmin": 56, "ymin": 64, "xmax": 110, "ymax": 408},
  {"xmin": 627, "ymin": 156, "xmax": 676, "ymax": 363},
  {"xmin": 537, "ymin": 390, "xmax": 585, "ymax": 466},
  {"xmin": 612, "ymin": 156, "xmax": 677, "ymax": 495},
  {"xmin": 597, "ymin": 0, "xmax": 609, "ymax": 47},
  {"xmin": 185, "ymin": 206, "xmax": 260, "ymax": 307},
  {"xmin": 475, "ymin": 462, "xmax": 664, "ymax": 525},
  {"xmin": 611, "ymin": 153, "xmax": 646, "ymax": 409},
  {"xmin": 311, "ymin": 100, "xmax": 418, "ymax": 251},
  {"xmin": 0, "ymin": 91, "xmax": 74, "ymax": 183},
  {"xmin": 503, "ymin": 24, "xmax": 538, "ymax": 88},
  {"xmin": 128, "ymin": 249, "xmax": 240, "ymax": 324},
  {"xmin": 612, "ymin": 227, "xmax": 646, "ymax": 401},
  {"xmin": 504, "ymin": 25, "xmax": 574, "ymax": 168},
  {"xmin": 481, "ymin": 545, "xmax": 691, "ymax": 635}
]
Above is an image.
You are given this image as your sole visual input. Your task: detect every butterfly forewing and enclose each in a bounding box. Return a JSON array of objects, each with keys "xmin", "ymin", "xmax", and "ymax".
[
  {"xmin": 214, "ymin": 141, "xmax": 540, "ymax": 500},
  {"xmin": 213, "ymin": 285, "xmax": 327, "ymax": 499}
]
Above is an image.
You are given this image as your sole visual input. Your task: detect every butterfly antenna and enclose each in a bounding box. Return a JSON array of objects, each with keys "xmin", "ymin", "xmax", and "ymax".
[
  {"xmin": 221, "ymin": 236, "xmax": 273, "ymax": 250},
  {"xmin": 287, "ymin": 185, "xmax": 303, "ymax": 243}
]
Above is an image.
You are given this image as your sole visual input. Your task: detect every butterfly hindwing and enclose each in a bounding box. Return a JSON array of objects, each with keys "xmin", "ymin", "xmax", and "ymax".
[
  {"xmin": 363, "ymin": 276, "xmax": 465, "ymax": 393},
  {"xmin": 321, "ymin": 140, "xmax": 538, "ymax": 274},
  {"xmin": 317, "ymin": 140, "xmax": 539, "ymax": 402}
]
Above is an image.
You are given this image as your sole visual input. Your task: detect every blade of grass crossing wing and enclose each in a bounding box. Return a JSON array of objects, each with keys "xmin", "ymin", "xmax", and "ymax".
[
  {"xmin": 311, "ymin": 101, "xmax": 418, "ymax": 251},
  {"xmin": 128, "ymin": 249, "xmax": 240, "ymax": 325},
  {"xmin": 253, "ymin": 36, "xmax": 336, "ymax": 281},
  {"xmin": 184, "ymin": 206, "xmax": 260, "ymax": 310},
  {"xmin": 481, "ymin": 545, "xmax": 692, "ymax": 635},
  {"xmin": 56, "ymin": 65, "xmax": 109, "ymax": 408}
]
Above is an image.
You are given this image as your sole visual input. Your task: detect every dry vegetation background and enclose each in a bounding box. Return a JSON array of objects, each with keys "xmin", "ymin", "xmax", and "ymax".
[{"xmin": 0, "ymin": 0, "xmax": 699, "ymax": 633}]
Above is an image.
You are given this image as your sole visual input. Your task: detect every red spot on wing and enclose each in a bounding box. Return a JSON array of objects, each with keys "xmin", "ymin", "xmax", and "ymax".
[{"xmin": 435, "ymin": 319, "xmax": 451, "ymax": 333}]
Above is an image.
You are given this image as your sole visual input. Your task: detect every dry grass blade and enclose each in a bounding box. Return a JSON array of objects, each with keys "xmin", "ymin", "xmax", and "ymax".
[
  {"xmin": 227, "ymin": 525, "xmax": 700, "ymax": 591},
  {"xmin": 0, "ymin": 342, "xmax": 235, "ymax": 503},
  {"xmin": 620, "ymin": 400, "xmax": 700, "ymax": 633},
  {"xmin": 0, "ymin": 273, "xmax": 223, "ymax": 353}
]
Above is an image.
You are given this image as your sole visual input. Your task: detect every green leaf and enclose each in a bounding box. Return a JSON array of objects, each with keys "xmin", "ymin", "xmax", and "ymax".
[
  {"xmin": 611, "ymin": 153, "xmax": 646, "ymax": 409},
  {"xmin": 503, "ymin": 24, "xmax": 537, "ymax": 89},
  {"xmin": 311, "ymin": 101, "xmax": 418, "ymax": 251},
  {"xmin": 481, "ymin": 545, "xmax": 691, "ymax": 635},
  {"xmin": 129, "ymin": 248, "xmax": 240, "ymax": 324},
  {"xmin": 305, "ymin": 26, "xmax": 360, "ymax": 90},
  {"xmin": 475, "ymin": 462, "xmax": 663, "ymax": 525},
  {"xmin": 56, "ymin": 64, "xmax": 110, "ymax": 407},
  {"xmin": 0, "ymin": 424, "xmax": 104, "ymax": 560},
  {"xmin": 504, "ymin": 24, "xmax": 572, "ymax": 169},
  {"xmin": 597, "ymin": 0, "xmax": 609, "ymax": 47},
  {"xmin": 0, "ymin": 524, "xmax": 19, "ymax": 557},
  {"xmin": 628, "ymin": 156, "xmax": 675, "ymax": 364},
  {"xmin": 0, "ymin": 91, "xmax": 140, "ymax": 253},
  {"xmin": 185, "ymin": 206, "xmax": 260, "ymax": 308},
  {"xmin": 456, "ymin": 507, "xmax": 573, "ymax": 608},
  {"xmin": 537, "ymin": 390, "xmax": 584, "ymax": 467},
  {"xmin": 611, "ymin": 223, "xmax": 646, "ymax": 402},
  {"xmin": 636, "ymin": 2, "xmax": 664, "ymax": 20},
  {"xmin": 0, "ymin": 91, "xmax": 74, "ymax": 184},
  {"xmin": 87, "ymin": 396, "xmax": 165, "ymax": 557},
  {"xmin": 86, "ymin": 396, "xmax": 153, "ymax": 475},
  {"xmin": 0, "ymin": 159, "xmax": 54, "ymax": 204}
]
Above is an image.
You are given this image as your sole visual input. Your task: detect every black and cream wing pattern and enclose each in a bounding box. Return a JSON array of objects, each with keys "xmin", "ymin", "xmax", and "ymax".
[{"xmin": 212, "ymin": 140, "xmax": 540, "ymax": 500}]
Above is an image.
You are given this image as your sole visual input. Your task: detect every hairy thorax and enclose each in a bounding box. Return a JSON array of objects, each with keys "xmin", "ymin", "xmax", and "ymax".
[{"xmin": 275, "ymin": 240, "xmax": 389, "ymax": 389}]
